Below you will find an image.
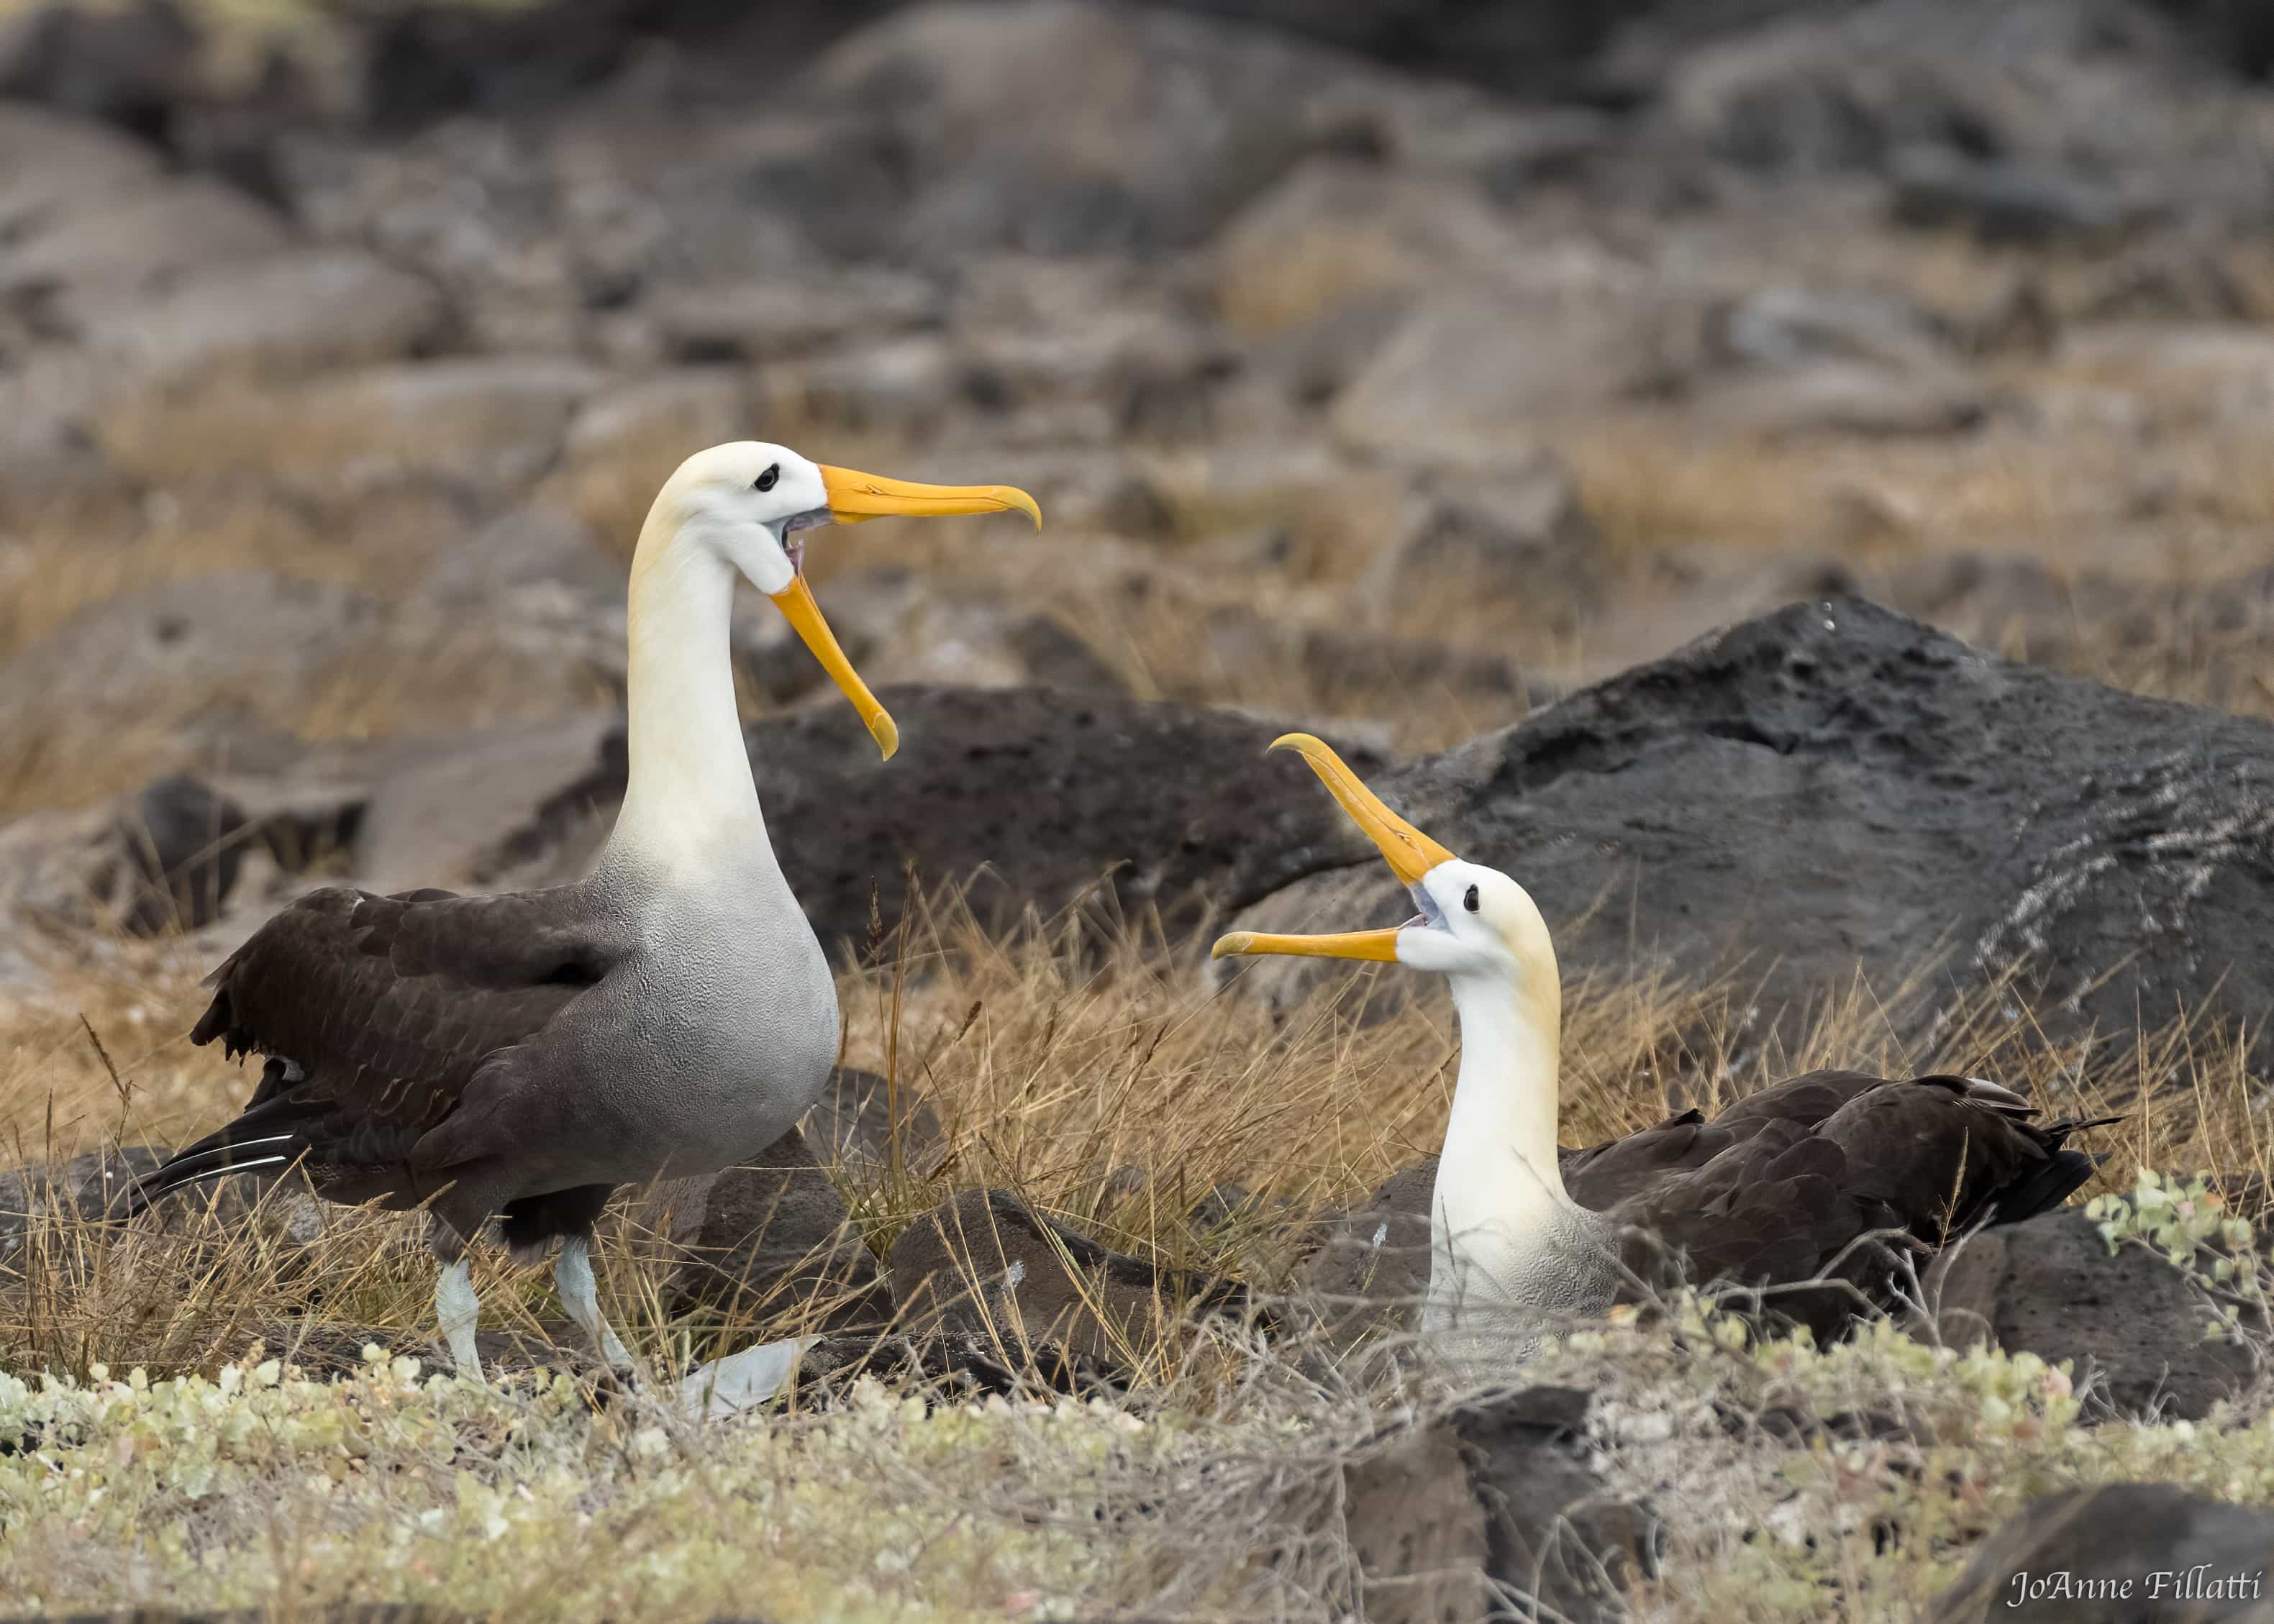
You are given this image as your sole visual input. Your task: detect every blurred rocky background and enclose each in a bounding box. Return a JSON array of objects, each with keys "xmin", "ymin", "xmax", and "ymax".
[{"xmin": 4, "ymin": 0, "xmax": 2273, "ymax": 999}]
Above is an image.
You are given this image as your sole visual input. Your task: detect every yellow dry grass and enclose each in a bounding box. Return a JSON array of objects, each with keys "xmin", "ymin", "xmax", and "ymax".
[
  {"xmin": 2, "ymin": 882, "xmax": 2260, "ymax": 1386},
  {"xmin": 1557, "ymin": 411, "xmax": 2274, "ymax": 564}
]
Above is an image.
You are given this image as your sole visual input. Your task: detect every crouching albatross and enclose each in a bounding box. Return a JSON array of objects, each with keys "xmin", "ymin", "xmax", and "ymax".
[
  {"xmin": 1214, "ymin": 735, "xmax": 2113, "ymax": 1361},
  {"xmin": 127, "ymin": 443, "xmax": 1040, "ymax": 1384}
]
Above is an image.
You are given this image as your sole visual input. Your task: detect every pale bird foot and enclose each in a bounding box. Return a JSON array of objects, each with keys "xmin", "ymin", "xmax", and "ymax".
[{"xmin": 677, "ymin": 1335, "xmax": 817, "ymax": 1420}]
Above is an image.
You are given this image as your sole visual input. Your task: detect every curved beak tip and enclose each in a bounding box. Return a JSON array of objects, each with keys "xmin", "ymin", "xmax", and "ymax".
[
  {"xmin": 870, "ymin": 713, "xmax": 900, "ymax": 762},
  {"xmin": 1260, "ymin": 729, "xmax": 1457, "ymax": 884},
  {"xmin": 1211, "ymin": 934, "xmax": 1253, "ymax": 960}
]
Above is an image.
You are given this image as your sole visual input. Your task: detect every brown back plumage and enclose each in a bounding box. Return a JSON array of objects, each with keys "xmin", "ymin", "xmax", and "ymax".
[{"xmin": 1561, "ymin": 1069, "xmax": 2113, "ymax": 1341}]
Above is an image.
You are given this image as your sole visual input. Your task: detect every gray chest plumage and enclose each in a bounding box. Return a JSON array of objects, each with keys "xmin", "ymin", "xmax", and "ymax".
[
  {"xmin": 609, "ymin": 877, "xmax": 841, "ymax": 1173},
  {"xmin": 528, "ymin": 865, "xmax": 841, "ymax": 1186}
]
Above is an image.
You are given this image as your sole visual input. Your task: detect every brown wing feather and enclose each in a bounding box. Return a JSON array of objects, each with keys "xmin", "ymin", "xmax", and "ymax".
[
  {"xmin": 137, "ymin": 885, "xmax": 621, "ymax": 1213},
  {"xmin": 1573, "ymin": 1069, "xmax": 2108, "ymax": 1341}
]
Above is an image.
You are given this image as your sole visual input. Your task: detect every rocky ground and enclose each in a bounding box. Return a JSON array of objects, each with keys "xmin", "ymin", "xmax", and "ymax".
[{"xmin": 6, "ymin": 0, "xmax": 2274, "ymax": 1620}]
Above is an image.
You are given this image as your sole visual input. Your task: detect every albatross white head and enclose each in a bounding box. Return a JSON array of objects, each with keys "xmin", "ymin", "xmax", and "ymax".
[
  {"xmin": 1212, "ymin": 734, "xmax": 1577, "ymax": 1330},
  {"xmin": 612, "ymin": 442, "xmax": 1040, "ymax": 874},
  {"xmin": 1210, "ymin": 734, "xmax": 1558, "ymax": 1018}
]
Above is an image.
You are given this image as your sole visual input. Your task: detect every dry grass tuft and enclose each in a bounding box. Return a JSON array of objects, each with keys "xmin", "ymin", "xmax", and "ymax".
[
  {"xmin": 0, "ymin": 888, "xmax": 2270, "ymax": 1620},
  {"xmin": 5, "ymin": 889, "xmax": 2262, "ymax": 1388}
]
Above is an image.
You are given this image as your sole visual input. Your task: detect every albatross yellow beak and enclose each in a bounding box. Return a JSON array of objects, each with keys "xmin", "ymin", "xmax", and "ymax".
[
  {"xmin": 767, "ymin": 575, "xmax": 899, "ymax": 760},
  {"xmin": 819, "ymin": 465, "xmax": 1043, "ymax": 528},
  {"xmin": 774, "ymin": 467, "xmax": 1042, "ymax": 761},
  {"xmin": 1210, "ymin": 733, "xmax": 1459, "ymax": 964}
]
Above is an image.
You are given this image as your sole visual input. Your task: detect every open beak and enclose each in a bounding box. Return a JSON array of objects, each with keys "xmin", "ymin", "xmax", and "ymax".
[
  {"xmin": 767, "ymin": 575, "xmax": 901, "ymax": 760},
  {"xmin": 770, "ymin": 467, "xmax": 1042, "ymax": 762},
  {"xmin": 1211, "ymin": 733, "xmax": 1458, "ymax": 964}
]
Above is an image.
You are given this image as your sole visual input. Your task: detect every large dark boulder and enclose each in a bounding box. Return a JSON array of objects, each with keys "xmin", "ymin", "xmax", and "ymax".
[
  {"xmin": 0, "ymin": 1145, "xmax": 163, "ymax": 1274},
  {"xmin": 1937, "ymin": 1484, "xmax": 2274, "ymax": 1623},
  {"xmin": 1224, "ymin": 597, "xmax": 2274, "ymax": 1055},
  {"xmin": 1918, "ymin": 1210, "xmax": 2256, "ymax": 1420},
  {"xmin": 1299, "ymin": 1157, "xmax": 1436, "ymax": 1345},
  {"xmin": 1342, "ymin": 1386, "xmax": 1660, "ymax": 1624},
  {"xmin": 753, "ymin": 686, "xmax": 1389, "ymax": 952},
  {"xmin": 515, "ymin": 685, "xmax": 1388, "ymax": 956}
]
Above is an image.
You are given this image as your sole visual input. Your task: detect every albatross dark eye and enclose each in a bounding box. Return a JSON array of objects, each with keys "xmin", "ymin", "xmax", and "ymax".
[
  {"xmin": 1463, "ymin": 885, "xmax": 1480, "ymax": 913},
  {"xmin": 753, "ymin": 464, "xmax": 779, "ymax": 493}
]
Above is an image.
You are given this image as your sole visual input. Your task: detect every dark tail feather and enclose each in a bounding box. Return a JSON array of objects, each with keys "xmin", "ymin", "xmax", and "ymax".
[
  {"xmin": 119, "ymin": 1103, "xmax": 318, "ymax": 1219},
  {"xmin": 1986, "ymin": 1114, "xmax": 2124, "ymax": 1228}
]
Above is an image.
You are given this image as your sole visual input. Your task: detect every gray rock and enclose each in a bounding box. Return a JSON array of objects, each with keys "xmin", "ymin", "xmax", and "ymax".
[
  {"xmin": 1211, "ymin": 158, "xmax": 1530, "ymax": 339},
  {"xmin": 1003, "ymin": 614, "xmax": 1129, "ymax": 695},
  {"xmin": 92, "ymin": 247, "xmax": 448, "ymax": 385},
  {"xmin": 1918, "ymin": 1210, "xmax": 2255, "ymax": 1420},
  {"xmin": 1193, "ymin": 1182, "xmax": 1263, "ymax": 1229},
  {"xmin": 810, "ymin": 0, "xmax": 1378, "ymax": 256},
  {"xmin": 755, "ymin": 334, "xmax": 963, "ymax": 436},
  {"xmin": 0, "ymin": 1146, "xmax": 161, "ymax": 1272},
  {"xmin": 0, "ymin": 175, "xmax": 289, "ymax": 318},
  {"xmin": 1096, "ymin": 1164, "xmax": 1151, "ymax": 1213},
  {"xmin": 562, "ymin": 369, "xmax": 751, "ymax": 464},
  {"xmin": 0, "ymin": 774, "xmax": 254, "ymax": 941},
  {"xmin": 114, "ymin": 775, "xmax": 253, "ymax": 934},
  {"xmin": 0, "ymin": 769, "xmax": 360, "ymax": 986},
  {"xmin": 1222, "ymin": 597, "xmax": 2274, "ymax": 1058},
  {"xmin": 0, "ymin": 0, "xmax": 195, "ymax": 136},
  {"xmin": 1935, "ymin": 1484, "xmax": 2274, "ymax": 1623},
  {"xmin": 1891, "ymin": 147, "xmax": 2135, "ymax": 247},
  {"xmin": 1299, "ymin": 1158, "xmax": 1435, "ymax": 1346},
  {"xmin": 352, "ymin": 713, "xmax": 622, "ymax": 895},
  {"xmin": 640, "ymin": 1126, "xmax": 888, "ymax": 1333},
  {"xmin": 0, "ymin": 346, "xmax": 106, "ymax": 488},
  {"xmin": 1698, "ymin": 357, "xmax": 1989, "ymax": 438},
  {"xmin": 1340, "ymin": 1414, "xmax": 1493, "ymax": 1624},
  {"xmin": 3, "ymin": 1141, "xmax": 330, "ymax": 1291},
  {"xmin": 232, "ymin": 357, "xmax": 605, "ymax": 499},
  {"xmin": 0, "ymin": 103, "xmax": 160, "ymax": 227},
  {"xmin": 1344, "ymin": 1387, "xmax": 1658, "ymax": 1624},
  {"xmin": 416, "ymin": 506, "xmax": 621, "ymax": 606},
  {"xmin": 650, "ymin": 268, "xmax": 941, "ymax": 362},
  {"xmin": 2054, "ymin": 322, "xmax": 2274, "ymax": 434},
  {"xmin": 1330, "ymin": 284, "xmax": 1700, "ymax": 466},
  {"xmin": 0, "ymin": 571, "xmax": 386, "ymax": 742},
  {"xmin": 889, "ymin": 1187, "xmax": 1245, "ymax": 1367},
  {"xmin": 1709, "ymin": 285, "xmax": 1956, "ymax": 373},
  {"xmin": 963, "ymin": 316, "xmax": 1236, "ymax": 444},
  {"xmin": 1658, "ymin": 0, "xmax": 2209, "ymax": 183},
  {"xmin": 1373, "ymin": 457, "xmax": 1601, "ymax": 627}
]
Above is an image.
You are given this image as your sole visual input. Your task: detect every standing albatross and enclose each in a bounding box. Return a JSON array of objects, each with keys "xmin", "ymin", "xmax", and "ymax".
[
  {"xmin": 127, "ymin": 442, "xmax": 1040, "ymax": 1383},
  {"xmin": 1214, "ymin": 735, "xmax": 2112, "ymax": 1360}
]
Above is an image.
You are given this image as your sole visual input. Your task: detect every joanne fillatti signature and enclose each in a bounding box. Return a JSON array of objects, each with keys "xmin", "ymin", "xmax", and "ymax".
[{"xmin": 2008, "ymin": 1567, "xmax": 2268, "ymax": 1607}]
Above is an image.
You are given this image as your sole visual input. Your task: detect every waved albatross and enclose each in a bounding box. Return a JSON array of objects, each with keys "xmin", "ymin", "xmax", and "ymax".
[
  {"xmin": 1214, "ymin": 735, "xmax": 2113, "ymax": 1360},
  {"xmin": 127, "ymin": 442, "xmax": 1040, "ymax": 1383}
]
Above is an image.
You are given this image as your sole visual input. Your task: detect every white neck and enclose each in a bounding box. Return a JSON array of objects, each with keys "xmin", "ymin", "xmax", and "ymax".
[
  {"xmin": 601, "ymin": 504, "xmax": 770, "ymax": 880},
  {"xmin": 1424, "ymin": 962, "xmax": 1573, "ymax": 1322}
]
